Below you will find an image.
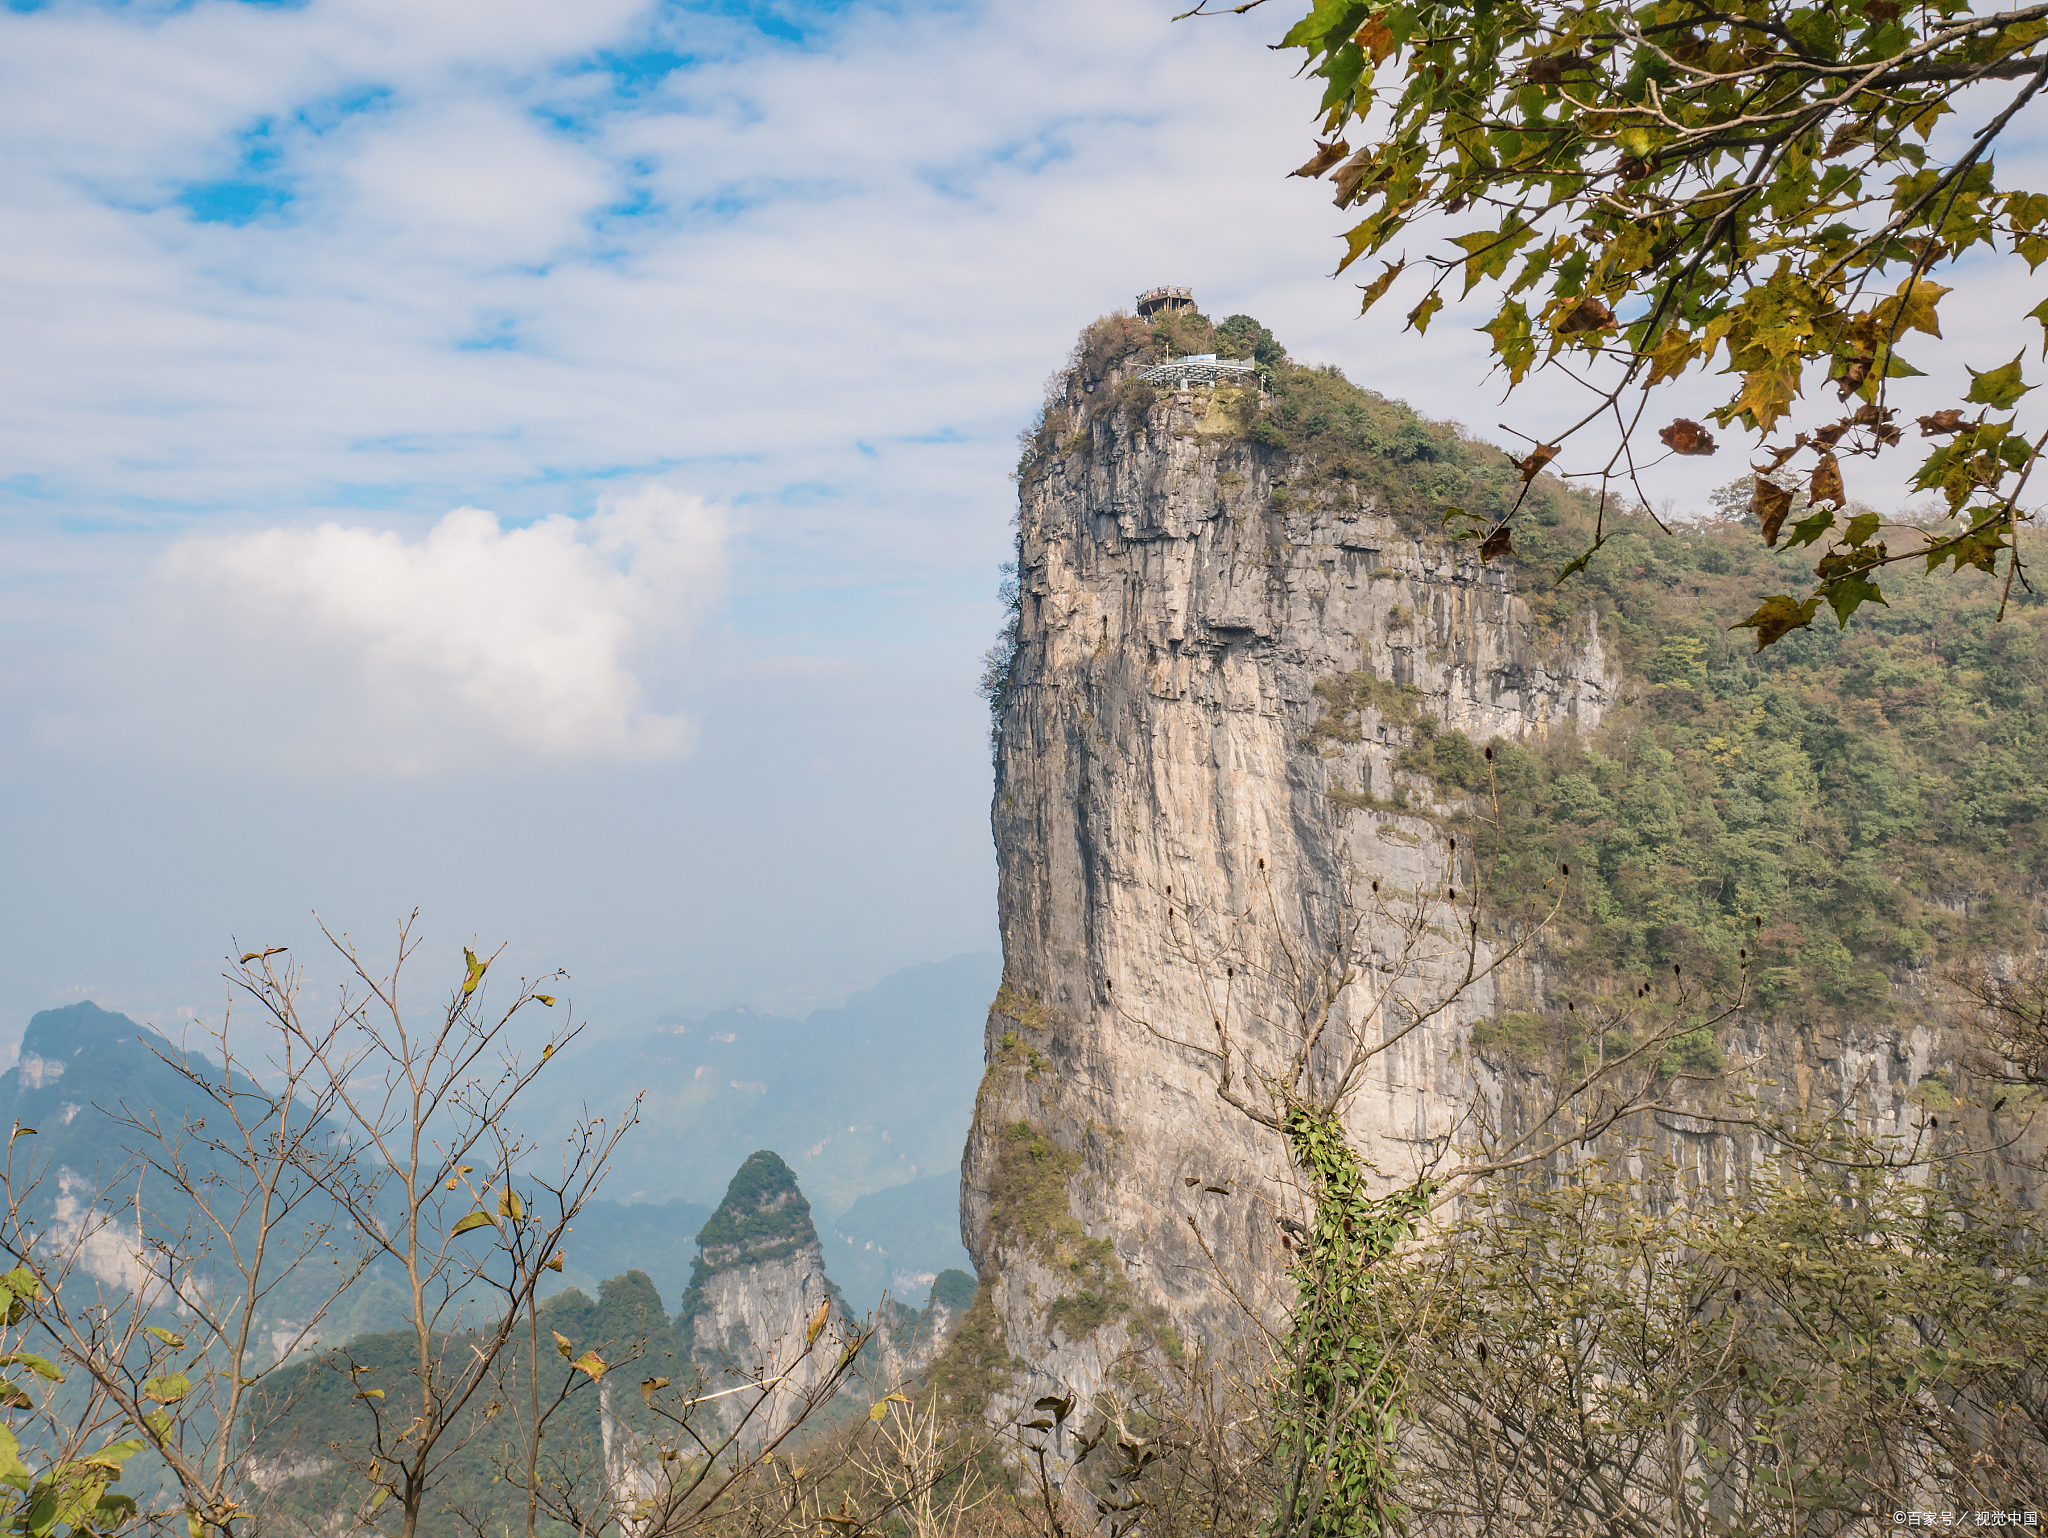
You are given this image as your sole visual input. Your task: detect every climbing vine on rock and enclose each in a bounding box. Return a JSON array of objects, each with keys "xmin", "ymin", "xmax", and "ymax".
[{"xmin": 1272, "ymin": 1105, "xmax": 1431, "ymax": 1538}]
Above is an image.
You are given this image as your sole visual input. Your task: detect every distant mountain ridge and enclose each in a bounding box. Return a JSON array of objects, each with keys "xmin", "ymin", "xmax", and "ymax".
[
  {"xmin": 0, "ymin": 1000, "xmax": 200, "ymax": 1177},
  {"xmin": 10, "ymin": 953, "xmax": 991, "ymax": 1322},
  {"xmin": 827, "ymin": 1169, "xmax": 971, "ymax": 1313},
  {"xmin": 532, "ymin": 951, "xmax": 996, "ymax": 1238},
  {"xmin": 249, "ymin": 1156, "xmax": 974, "ymax": 1534},
  {"xmin": 6, "ymin": 999, "xmax": 984, "ymax": 1534}
]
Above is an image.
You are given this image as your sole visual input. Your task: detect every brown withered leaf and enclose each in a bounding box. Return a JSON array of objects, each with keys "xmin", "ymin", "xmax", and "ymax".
[
  {"xmin": 1330, "ymin": 147, "xmax": 1378, "ymax": 205},
  {"xmin": 1355, "ymin": 20, "xmax": 1396, "ymax": 63},
  {"xmin": 1752, "ymin": 476, "xmax": 1795, "ymax": 547},
  {"xmin": 1821, "ymin": 123, "xmax": 1867, "ymax": 160},
  {"xmin": 1658, "ymin": 419, "xmax": 1717, "ymax": 456},
  {"xmin": 1836, "ymin": 356, "xmax": 1872, "ymax": 401},
  {"xmin": 1480, "ymin": 523, "xmax": 1515, "ymax": 562},
  {"xmin": 1511, "ymin": 444, "xmax": 1559, "ymax": 482},
  {"xmin": 1757, "ymin": 435, "xmax": 1807, "ymax": 474},
  {"xmin": 1807, "ymin": 405, "xmax": 1899, "ymax": 451},
  {"xmin": 1289, "ymin": 140, "xmax": 1350, "ymax": 180},
  {"xmin": 1557, "ymin": 295, "xmax": 1616, "ymax": 334},
  {"xmin": 1733, "ymin": 594, "xmax": 1822, "ymax": 651},
  {"xmin": 1918, "ymin": 408, "xmax": 1967, "ymax": 436},
  {"xmin": 1357, "ymin": 257, "xmax": 1407, "ymax": 316},
  {"xmin": 1809, "ymin": 451, "xmax": 1845, "ymax": 507}
]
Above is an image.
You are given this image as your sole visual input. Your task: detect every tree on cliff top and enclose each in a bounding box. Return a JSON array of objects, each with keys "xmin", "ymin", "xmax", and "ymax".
[{"xmin": 1190, "ymin": 0, "xmax": 2048, "ymax": 648}]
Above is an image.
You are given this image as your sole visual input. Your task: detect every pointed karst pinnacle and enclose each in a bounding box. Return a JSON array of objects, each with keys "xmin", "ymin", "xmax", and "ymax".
[
  {"xmin": 692, "ymin": 1149, "xmax": 820, "ymax": 1270},
  {"xmin": 676, "ymin": 1151, "xmax": 843, "ymax": 1447}
]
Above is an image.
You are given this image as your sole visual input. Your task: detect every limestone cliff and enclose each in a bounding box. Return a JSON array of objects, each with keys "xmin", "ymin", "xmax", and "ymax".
[
  {"xmin": 955, "ymin": 310, "xmax": 2033, "ymax": 1430},
  {"xmin": 959, "ymin": 325, "xmax": 1619, "ymax": 1421},
  {"xmin": 678, "ymin": 1150, "xmax": 844, "ymax": 1446}
]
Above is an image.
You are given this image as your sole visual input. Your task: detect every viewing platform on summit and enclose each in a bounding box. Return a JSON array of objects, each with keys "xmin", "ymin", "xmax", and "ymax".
[
  {"xmin": 1135, "ymin": 285, "xmax": 1195, "ymax": 319},
  {"xmin": 1139, "ymin": 353, "xmax": 1258, "ymax": 388},
  {"xmin": 1133, "ymin": 286, "xmax": 1259, "ymax": 388}
]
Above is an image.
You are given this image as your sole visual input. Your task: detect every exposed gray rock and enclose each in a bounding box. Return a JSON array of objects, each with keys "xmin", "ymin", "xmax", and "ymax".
[
  {"xmin": 963, "ymin": 347, "xmax": 1616, "ymax": 1426},
  {"xmin": 872, "ymin": 1267, "xmax": 975, "ymax": 1385},
  {"xmin": 959, "ymin": 334, "xmax": 2038, "ymax": 1454},
  {"xmin": 677, "ymin": 1150, "xmax": 845, "ymax": 1448}
]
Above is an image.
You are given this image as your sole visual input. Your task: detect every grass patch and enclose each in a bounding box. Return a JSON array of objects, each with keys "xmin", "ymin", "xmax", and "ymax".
[
  {"xmin": 1049, "ymin": 1289, "xmax": 1126, "ymax": 1338},
  {"xmin": 984, "ymin": 1122, "xmax": 1135, "ymax": 1341},
  {"xmin": 1911, "ymin": 1073, "xmax": 1958, "ymax": 1110},
  {"xmin": 991, "ymin": 981, "xmax": 1051, "ymax": 1031},
  {"xmin": 1309, "ymin": 671, "xmax": 1425, "ymax": 748}
]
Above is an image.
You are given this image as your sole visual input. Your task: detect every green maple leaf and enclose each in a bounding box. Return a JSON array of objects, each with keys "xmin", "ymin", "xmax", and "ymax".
[
  {"xmin": 1965, "ymin": 352, "xmax": 2031, "ymax": 409},
  {"xmin": 1484, "ymin": 300, "xmax": 1536, "ymax": 383},
  {"xmin": 1821, "ymin": 572, "xmax": 1887, "ymax": 627},
  {"xmin": 1732, "ymin": 595, "xmax": 1822, "ymax": 650}
]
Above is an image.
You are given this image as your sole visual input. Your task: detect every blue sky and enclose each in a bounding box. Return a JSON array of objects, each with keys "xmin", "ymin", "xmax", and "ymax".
[{"xmin": 2, "ymin": 0, "xmax": 2037, "ymax": 1054}]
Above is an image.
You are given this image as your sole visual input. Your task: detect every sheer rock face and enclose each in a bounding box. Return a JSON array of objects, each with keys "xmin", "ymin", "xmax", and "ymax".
[
  {"xmin": 679, "ymin": 1150, "xmax": 843, "ymax": 1446},
  {"xmin": 875, "ymin": 1271, "xmax": 974, "ymax": 1385},
  {"xmin": 959, "ymin": 358, "xmax": 1617, "ymax": 1420}
]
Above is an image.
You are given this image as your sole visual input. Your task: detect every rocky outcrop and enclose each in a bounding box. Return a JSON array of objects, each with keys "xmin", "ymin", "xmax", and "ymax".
[
  {"xmin": 678, "ymin": 1150, "xmax": 845, "ymax": 1446},
  {"xmin": 957, "ymin": 317, "xmax": 2048, "ymax": 1450},
  {"xmin": 959, "ymin": 332, "xmax": 1623, "ymax": 1422},
  {"xmin": 873, "ymin": 1267, "xmax": 976, "ymax": 1385}
]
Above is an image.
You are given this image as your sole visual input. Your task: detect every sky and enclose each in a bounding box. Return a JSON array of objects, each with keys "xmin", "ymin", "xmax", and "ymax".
[{"xmin": 3, "ymin": 0, "xmax": 2042, "ymax": 1058}]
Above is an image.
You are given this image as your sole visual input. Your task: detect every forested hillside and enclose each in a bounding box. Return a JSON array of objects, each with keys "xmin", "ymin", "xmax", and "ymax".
[
  {"xmin": 962, "ymin": 304, "xmax": 2048, "ymax": 1532},
  {"xmin": 248, "ymin": 1211, "xmax": 971, "ymax": 1535},
  {"xmin": 1441, "ymin": 492, "xmax": 2042, "ymax": 1014}
]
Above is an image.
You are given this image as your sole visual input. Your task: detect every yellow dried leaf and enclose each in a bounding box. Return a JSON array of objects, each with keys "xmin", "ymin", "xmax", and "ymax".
[{"xmin": 1809, "ymin": 452, "xmax": 1845, "ymax": 507}]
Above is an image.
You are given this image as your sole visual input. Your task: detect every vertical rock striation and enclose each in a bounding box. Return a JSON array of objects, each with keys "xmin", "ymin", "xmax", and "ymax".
[
  {"xmin": 959, "ymin": 328, "xmax": 1617, "ymax": 1422},
  {"xmin": 954, "ymin": 313, "xmax": 2041, "ymax": 1450},
  {"xmin": 874, "ymin": 1267, "xmax": 977, "ymax": 1386}
]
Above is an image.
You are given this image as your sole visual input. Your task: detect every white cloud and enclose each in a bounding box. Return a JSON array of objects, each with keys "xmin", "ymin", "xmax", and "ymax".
[
  {"xmin": 1, "ymin": 0, "xmax": 2040, "ymax": 565},
  {"xmin": 323, "ymin": 99, "xmax": 617, "ymax": 265},
  {"xmin": 1, "ymin": 0, "xmax": 2042, "ymax": 1038},
  {"xmin": 0, "ymin": 0, "xmax": 1387, "ymax": 566},
  {"xmin": 45, "ymin": 484, "xmax": 724, "ymax": 771}
]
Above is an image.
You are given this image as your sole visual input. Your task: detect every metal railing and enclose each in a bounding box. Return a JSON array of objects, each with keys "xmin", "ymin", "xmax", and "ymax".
[{"xmin": 1137, "ymin": 357, "xmax": 1258, "ymax": 387}]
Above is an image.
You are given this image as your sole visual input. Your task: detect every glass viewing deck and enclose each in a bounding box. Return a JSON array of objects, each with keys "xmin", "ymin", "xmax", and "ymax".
[{"xmin": 1137, "ymin": 355, "xmax": 1258, "ymax": 387}]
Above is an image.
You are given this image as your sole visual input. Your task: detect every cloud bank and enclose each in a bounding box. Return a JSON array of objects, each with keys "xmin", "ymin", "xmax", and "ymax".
[{"xmin": 47, "ymin": 486, "xmax": 724, "ymax": 771}]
